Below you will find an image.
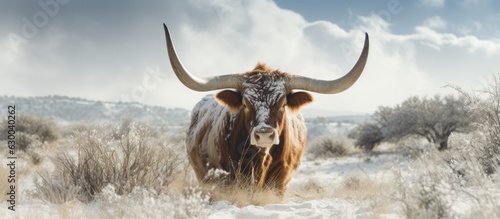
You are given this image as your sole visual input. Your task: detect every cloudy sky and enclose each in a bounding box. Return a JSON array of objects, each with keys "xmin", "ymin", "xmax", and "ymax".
[{"xmin": 1, "ymin": 0, "xmax": 499, "ymax": 115}]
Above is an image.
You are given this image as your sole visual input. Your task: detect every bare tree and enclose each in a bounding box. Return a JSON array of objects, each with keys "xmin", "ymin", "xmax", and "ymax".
[{"xmin": 381, "ymin": 95, "xmax": 473, "ymax": 150}]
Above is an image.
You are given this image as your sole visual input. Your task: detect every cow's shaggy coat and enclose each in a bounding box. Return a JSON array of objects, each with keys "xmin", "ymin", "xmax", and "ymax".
[{"xmin": 187, "ymin": 64, "xmax": 312, "ymax": 193}]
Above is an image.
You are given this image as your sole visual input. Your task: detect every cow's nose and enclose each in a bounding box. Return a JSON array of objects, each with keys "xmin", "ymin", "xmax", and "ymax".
[
  {"xmin": 251, "ymin": 127, "xmax": 279, "ymax": 148},
  {"xmin": 254, "ymin": 128, "xmax": 275, "ymax": 142}
]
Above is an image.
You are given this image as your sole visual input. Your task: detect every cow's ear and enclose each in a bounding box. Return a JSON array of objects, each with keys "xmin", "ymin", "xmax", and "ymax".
[
  {"xmin": 216, "ymin": 90, "xmax": 243, "ymax": 112},
  {"xmin": 287, "ymin": 92, "xmax": 313, "ymax": 111}
]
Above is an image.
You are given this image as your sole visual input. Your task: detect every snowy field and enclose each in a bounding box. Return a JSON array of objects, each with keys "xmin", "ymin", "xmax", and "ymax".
[
  {"xmin": 206, "ymin": 148, "xmax": 404, "ymax": 219},
  {"xmin": 0, "ymin": 120, "xmax": 499, "ymax": 219}
]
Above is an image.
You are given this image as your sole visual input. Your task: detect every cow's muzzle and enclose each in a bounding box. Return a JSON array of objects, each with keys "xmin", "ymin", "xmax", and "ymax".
[{"xmin": 250, "ymin": 127, "xmax": 279, "ymax": 148}]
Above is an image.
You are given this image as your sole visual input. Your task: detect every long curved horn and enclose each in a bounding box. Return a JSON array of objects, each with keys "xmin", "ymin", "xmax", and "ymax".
[
  {"xmin": 288, "ymin": 33, "xmax": 369, "ymax": 94},
  {"xmin": 163, "ymin": 24, "xmax": 241, "ymax": 91}
]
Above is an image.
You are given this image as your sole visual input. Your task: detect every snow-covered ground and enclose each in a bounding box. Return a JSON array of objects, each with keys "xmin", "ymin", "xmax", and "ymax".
[
  {"xmin": 2, "ymin": 146, "xmax": 402, "ymax": 218},
  {"xmin": 207, "ymin": 148, "xmax": 405, "ymax": 219},
  {"xmin": 1, "ymin": 131, "xmax": 499, "ymax": 219}
]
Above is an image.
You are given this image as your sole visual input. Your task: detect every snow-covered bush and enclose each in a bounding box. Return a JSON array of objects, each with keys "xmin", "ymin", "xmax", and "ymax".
[
  {"xmin": 307, "ymin": 135, "xmax": 352, "ymax": 159},
  {"xmin": 399, "ymin": 136, "xmax": 435, "ymax": 159},
  {"xmin": 44, "ymin": 121, "xmax": 187, "ymax": 202},
  {"xmin": 450, "ymin": 74, "xmax": 500, "ymax": 174},
  {"xmin": 393, "ymin": 135, "xmax": 500, "ymax": 218},
  {"xmin": 0, "ymin": 114, "xmax": 59, "ymax": 151},
  {"xmin": 393, "ymin": 153, "xmax": 457, "ymax": 218},
  {"xmin": 350, "ymin": 123, "xmax": 384, "ymax": 151},
  {"xmin": 93, "ymin": 185, "xmax": 209, "ymax": 218}
]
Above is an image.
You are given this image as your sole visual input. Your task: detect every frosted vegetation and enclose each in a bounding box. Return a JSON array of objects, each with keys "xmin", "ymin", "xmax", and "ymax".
[{"xmin": 0, "ymin": 74, "xmax": 499, "ymax": 218}]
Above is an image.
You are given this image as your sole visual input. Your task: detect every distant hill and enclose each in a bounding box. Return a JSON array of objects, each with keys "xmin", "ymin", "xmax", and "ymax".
[
  {"xmin": 0, "ymin": 95, "xmax": 190, "ymax": 128},
  {"xmin": 0, "ymin": 95, "xmax": 369, "ymax": 137}
]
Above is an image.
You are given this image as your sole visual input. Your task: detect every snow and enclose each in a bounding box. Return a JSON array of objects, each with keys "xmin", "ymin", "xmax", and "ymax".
[
  {"xmin": 242, "ymin": 72, "xmax": 287, "ymax": 129},
  {"xmin": 1, "ymin": 106, "xmax": 499, "ymax": 218},
  {"xmin": 2, "ymin": 141, "xmax": 499, "ymax": 218},
  {"xmin": 187, "ymin": 95, "xmax": 231, "ymax": 164},
  {"xmin": 251, "ymin": 199, "xmax": 361, "ymax": 218},
  {"xmin": 204, "ymin": 150, "xmax": 405, "ymax": 218},
  {"xmin": 208, "ymin": 199, "xmax": 357, "ymax": 219}
]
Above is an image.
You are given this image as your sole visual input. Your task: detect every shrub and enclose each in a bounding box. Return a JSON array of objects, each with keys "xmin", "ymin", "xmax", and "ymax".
[
  {"xmin": 16, "ymin": 114, "xmax": 58, "ymax": 142},
  {"xmin": 307, "ymin": 135, "xmax": 351, "ymax": 159},
  {"xmin": 393, "ymin": 140, "xmax": 500, "ymax": 219},
  {"xmin": 0, "ymin": 114, "xmax": 59, "ymax": 151},
  {"xmin": 95, "ymin": 185, "xmax": 209, "ymax": 218},
  {"xmin": 393, "ymin": 157, "xmax": 454, "ymax": 218},
  {"xmin": 45, "ymin": 121, "xmax": 186, "ymax": 202},
  {"xmin": 33, "ymin": 173, "xmax": 81, "ymax": 204},
  {"xmin": 27, "ymin": 150, "xmax": 43, "ymax": 166},
  {"xmin": 450, "ymin": 73, "xmax": 500, "ymax": 174},
  {"xmin": 351, "ymin": 123, "xmax": 384, "ymax": 151},
  {"xmin": 15, "ymin": 132, "xmax": 39, "ymax": 151}
]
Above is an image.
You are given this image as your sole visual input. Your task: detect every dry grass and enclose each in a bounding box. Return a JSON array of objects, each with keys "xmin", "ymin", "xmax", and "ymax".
[
  {"xmin": 450, "ymin": 74, "xmax": 500, "ymax": 175},
  {"xmin": 8, "ymin": 186, "xmax": 209, "ymax": 219},
  {"xmin": 205, "ymin": 169, "xmax": 283, "ymax": 206},
  {"xmin": 392, "ymin": 139, "xmax": 500, "ymax": 219},
  {"xmin": 286, "ymin": 172, "xmax": 394, "ymax": 216},
  {"xmin": 2, "ymin": 107, "xmax": 496, "ymax": 218},
  {"xmin": 35, "ymin": 121, "xmax": 188, "ymax": 203},
  {"xmin": 92, "ymin": 185, "xmax": 209, "ymax": 218},
  {"xmin": 287, "ymin": 179, "xmax": 326, "ymax": 200},
  {"xmin": 336, "ymin": 173, "xmax": 385, "ymax": 200},
  {"xmin": 393, "ymin": 167, "xmax": 453, "ymax": 218},
  {"xmin": 209, "ymin": 184, "xmax": 282, "ymax": 207},
  {"xmin": 332, "ymin": 172, "xmax": 393, "ymax": 215},
  {"xmin": 22, "ymin": 119, "xmax": 209, "ymax": 218},
  {"xmin": 293, "ymin": 129, "xmax": 499, "ymax": 218},
  {"xmin": 0, "ymin": 164, "xmax": 9, "ymax": 198},
  {"xmin": 56, "ymin": 202, "xmax": 85, "ymax": 219},
  {"xmin": 33, "ymin": 172, "xmax": 81, "ymax": 204}
]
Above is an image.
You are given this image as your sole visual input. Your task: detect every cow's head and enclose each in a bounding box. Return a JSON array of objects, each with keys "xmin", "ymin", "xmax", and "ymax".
[
  {"xmin": 163, "ymin": 24, "xmax": 369, "ymax": 148},
  {"xmin": 215, "ymin": 64, "xmax": 315, "ymax": 148}
]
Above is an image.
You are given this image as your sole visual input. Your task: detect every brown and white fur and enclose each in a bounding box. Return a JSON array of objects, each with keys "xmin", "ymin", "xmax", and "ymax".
[{"xmin": 187, "ymin": 64, "xmax": 312, "ymax": 194}]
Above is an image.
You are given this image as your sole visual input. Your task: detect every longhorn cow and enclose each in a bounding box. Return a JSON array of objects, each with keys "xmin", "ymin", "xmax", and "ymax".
[{"xmin": 163, "ymin": 24, "xmax": 369, "ymax": 194}]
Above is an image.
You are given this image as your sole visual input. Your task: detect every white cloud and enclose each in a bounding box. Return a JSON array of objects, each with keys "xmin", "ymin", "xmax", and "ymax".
[
  {"xmin": 2, "ymin": 0, "xmax": 500, "ymax": 114},
  {"xmin": 423, "ymin": 16, "xmax": 447, "ymax": 30},
  {"xmin": 420, "ymin": 0, "xmax": 446, "ymax": 8},
  {"xmin": 459, "ymin": 21, "xmax": 482, "ymax": 35},
  {"xmin": 413, "ymin": 26, "xmax": 500, "ymax": 55}
]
